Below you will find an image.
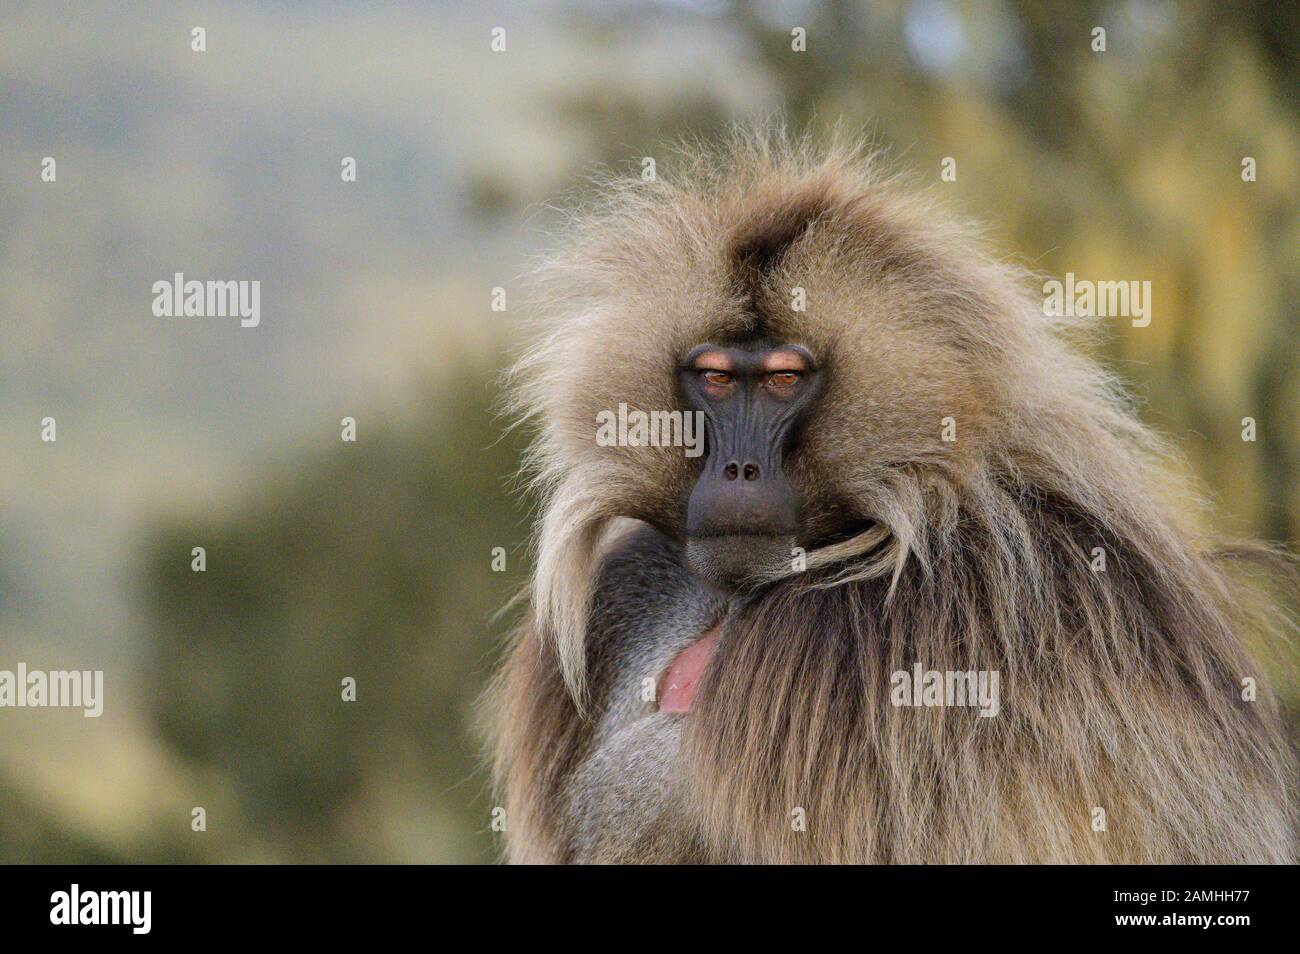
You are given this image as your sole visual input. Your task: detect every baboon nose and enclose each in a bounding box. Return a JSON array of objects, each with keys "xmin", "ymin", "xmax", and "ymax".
[{"xmin": 722, "ymin": 460, "xmax": 761, "ymax": 481}]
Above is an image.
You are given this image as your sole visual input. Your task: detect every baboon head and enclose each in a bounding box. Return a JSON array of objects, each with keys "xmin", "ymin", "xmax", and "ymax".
[{"xmin": 513, "ymin": 132, "xmax": 1158, "ymax": 696}]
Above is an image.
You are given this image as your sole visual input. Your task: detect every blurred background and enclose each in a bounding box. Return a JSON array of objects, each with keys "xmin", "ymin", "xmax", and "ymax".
[{"xmin": 0, "ymin": 0, "xmax": 1295, "ymax": 863}]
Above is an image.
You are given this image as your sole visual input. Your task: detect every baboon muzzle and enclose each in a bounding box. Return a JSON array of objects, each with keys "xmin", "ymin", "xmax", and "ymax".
[
  {"xmin": 683, "ymin": 408, "xmax": 801, "ymax": 588},
  {"xmin": 686, "ymin": 435, "xmax": 799, "ymax": 540}
]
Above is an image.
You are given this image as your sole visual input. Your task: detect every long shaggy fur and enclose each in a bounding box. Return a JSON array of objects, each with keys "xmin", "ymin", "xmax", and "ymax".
[{"xmin": 492, "ymin": 129, "xmax": 1296, "ymax": 863}]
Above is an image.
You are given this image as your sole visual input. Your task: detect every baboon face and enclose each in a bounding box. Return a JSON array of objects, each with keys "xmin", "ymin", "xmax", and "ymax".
[
  {"xmin": 536, "ymin": 169, "xmax": 1004, "ymax": 602},
  {"xmin": 677, "ymin": 340, "xmax": 824, "ymax": 587},
  {"xmin": 639, "ymin": 200, "xmax": 997, "ymax": 591}
]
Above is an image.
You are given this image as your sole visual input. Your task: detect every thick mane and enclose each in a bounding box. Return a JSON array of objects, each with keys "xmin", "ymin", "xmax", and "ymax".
[
  {"xmin": 500, "ymin": 128, "xmax": 1295, "ymax": 861},
  {"xmin": 685, "ymin": 478, "xmax": 1294, "ymax": 862}
]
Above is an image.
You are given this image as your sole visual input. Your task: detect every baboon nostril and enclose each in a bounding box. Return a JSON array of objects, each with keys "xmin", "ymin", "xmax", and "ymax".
[
  {"xmin": 743, "ymin": 463, "xmax": 760, "ymax": 481},
  {"xmin": 723, "ymin": 462, "xmax": 739, "ymax": 480}
]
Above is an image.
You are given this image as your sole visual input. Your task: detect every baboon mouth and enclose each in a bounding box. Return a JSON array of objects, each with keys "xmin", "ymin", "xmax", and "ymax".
[
  {"xmin": 658, "ymin": 623, "xmax": 722, "ymax": 714},
  {"xmin": 687, "ymin": 529, "xmax": 793, "ymax": 539},
  {"xmin": 684, "ymin": 533, "xmax": 795, "ymax": 591}
]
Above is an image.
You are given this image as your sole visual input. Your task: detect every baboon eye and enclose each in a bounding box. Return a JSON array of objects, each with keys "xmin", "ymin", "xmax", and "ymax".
[
  {"xmin": 701, "ymin": 370, "xmax": 733, "ymax": 387},
  {"xmin": 766, "ymin": 371, "xmax": 801, "ymax": 390}
]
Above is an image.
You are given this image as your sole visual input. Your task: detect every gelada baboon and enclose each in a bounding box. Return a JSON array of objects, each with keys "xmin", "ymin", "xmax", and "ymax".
[{"xmin": 488, "ymin": 131, "xmax": 1295, "ymax": 864}]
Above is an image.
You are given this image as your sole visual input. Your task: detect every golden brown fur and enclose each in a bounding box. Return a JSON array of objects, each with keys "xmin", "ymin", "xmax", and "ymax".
[{"xmin": 489, "ymin": 130, "xmax": 1296, "ymax": 864}]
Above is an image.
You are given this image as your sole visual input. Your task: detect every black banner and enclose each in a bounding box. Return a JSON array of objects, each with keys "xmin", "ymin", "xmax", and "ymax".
[{"xmin": 0, "ymin": 865, "xmax": 1289, "ymax": 941}]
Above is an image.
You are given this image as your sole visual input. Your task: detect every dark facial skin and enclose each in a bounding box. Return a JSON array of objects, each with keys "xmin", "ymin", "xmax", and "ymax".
[{"xmin": 677, "ymin": 341, "xmax": 823, "ymax": 589}]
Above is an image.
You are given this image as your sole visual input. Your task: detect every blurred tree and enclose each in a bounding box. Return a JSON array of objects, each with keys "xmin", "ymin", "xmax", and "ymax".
[{"xmin": 143, "ymin": 369, "xmax": 527, "ymax": 862}]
